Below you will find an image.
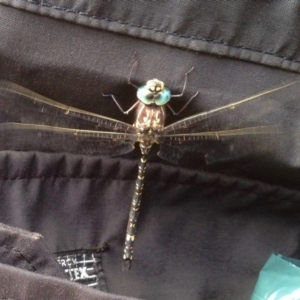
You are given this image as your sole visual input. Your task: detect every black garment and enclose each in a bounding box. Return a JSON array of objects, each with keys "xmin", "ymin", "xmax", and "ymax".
[
  {"xmin": 0, "ymin": 223, "xmax": 137, "ymax": 300},
  {"xmin": 0, "ymin": 1, "xmax": 300, "ymax": 299}
]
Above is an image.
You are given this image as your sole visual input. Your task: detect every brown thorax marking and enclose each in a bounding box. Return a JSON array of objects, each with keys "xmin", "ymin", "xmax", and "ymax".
[{"xmin": 134, "ymin": 105, "xmax": 165, "ymax": 151}]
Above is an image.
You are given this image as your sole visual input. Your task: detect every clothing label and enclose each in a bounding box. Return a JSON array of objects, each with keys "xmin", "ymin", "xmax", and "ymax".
[{"xmin": 55, "ymin": 249, "xmax": 107, "ymax": 291}]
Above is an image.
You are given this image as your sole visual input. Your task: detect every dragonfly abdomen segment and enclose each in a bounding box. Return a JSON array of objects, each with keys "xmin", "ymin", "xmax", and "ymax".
[{"xmin": 123, "ymin": 153, "xmax": 148, "ymax": 270}]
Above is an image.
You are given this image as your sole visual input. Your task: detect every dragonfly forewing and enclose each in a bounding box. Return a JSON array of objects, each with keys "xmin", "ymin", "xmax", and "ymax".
[
  {"xmin": 163, "ymin": 81, "xmax": 300, "ymax": 135},
  {"xmin": 0, "ymin": 123, "xmax": 137, "ymax": 156},
  {"xmin": 0, "ymin": 80, "xmax": 136, "ymax": 133},
  {"xmin": 157, "ymin": 80, "xmax": 300, "ymax": 166}
]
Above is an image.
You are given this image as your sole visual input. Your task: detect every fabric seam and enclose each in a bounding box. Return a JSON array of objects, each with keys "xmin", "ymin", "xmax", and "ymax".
[
  {"xmin": 0, "ymin": 175, "xmax": 296, "ymax": 202},
  {"xmin": 6, "ymin": 0, "xmax": 300, "ymax": 64}
]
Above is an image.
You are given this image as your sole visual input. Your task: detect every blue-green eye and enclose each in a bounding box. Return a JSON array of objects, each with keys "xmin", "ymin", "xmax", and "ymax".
[
  {"xmin": 154, "ymin": 88, "xmax": 171, "ymax": 106},
  {"xmin": 137, "ymin": 86, "xmax": 171, "ymax": 106},
  {"xmin": 137, "ymin": 86, "xmax": 155, "ymax": 105}
]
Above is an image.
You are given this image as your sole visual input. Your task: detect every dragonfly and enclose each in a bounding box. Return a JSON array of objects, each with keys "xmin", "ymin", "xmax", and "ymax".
[{"xmin": 0, "ymin": 70, "xmax": 299, "ymax": 270}]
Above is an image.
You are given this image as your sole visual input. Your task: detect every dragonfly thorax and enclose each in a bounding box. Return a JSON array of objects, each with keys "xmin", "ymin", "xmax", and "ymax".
[
  {"xmin": 134, "ymin": 102, "xmax": 166, "ymax": 152},
  {"xmin": 137, "ymin": 130, "xmax": 159, "ymax": 155},
  {"xmin": 137, "ymin": 79, "xmax": 171, "ymax": 106}
]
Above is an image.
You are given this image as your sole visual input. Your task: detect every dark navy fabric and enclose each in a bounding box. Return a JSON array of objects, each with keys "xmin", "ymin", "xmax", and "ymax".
[
  {"xmin": 0, "ymin": 259, "xmax": 137, "ymax": 300},
  {"xmin": 0, "ymin": 222, "xmax": 67, "ymax": 278},
  {"xmin": 0, "ymin": 223, "xmax": 137, "ymax": 299},
  {"xmin": 1, "ymin": 0, "xmax": 300, "ymax": 72},
  {"xmin": 0, "ymin": 152, "xmax": 300, "ymax": 300}
]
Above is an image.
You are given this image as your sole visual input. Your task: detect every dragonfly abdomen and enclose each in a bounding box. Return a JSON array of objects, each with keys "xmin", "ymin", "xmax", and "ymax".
[{"xmin": 123, "ymin": 152, "xmax": 148, "ymax": 270}]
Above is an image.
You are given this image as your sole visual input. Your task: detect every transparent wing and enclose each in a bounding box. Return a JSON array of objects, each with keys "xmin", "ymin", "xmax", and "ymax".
[
  {"xmin": 0, "ymin": 123, "xmax": 137, "ymax": 156},
  {"xmin": 0, "ymin": 80, "xmax": 136, "ymax": 133},
  {"xmin": 158, "ymin": 81, "xmax": 300, "ymax": 167},
  {"xmin": 0, "ymin": 81, "xmax": 137, "ymax": 156}
]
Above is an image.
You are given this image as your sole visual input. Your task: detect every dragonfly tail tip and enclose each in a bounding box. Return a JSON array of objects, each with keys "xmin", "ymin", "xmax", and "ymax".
[{"xmin": 122, "ymin": 259, "xmax": 132, "ymax": 271}]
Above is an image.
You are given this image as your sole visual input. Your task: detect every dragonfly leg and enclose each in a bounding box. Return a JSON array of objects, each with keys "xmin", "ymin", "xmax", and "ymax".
[
  {"xmin": 102, "ymin": 93, "xmax": 139, "ymax": 114},
  {"xmin": 123, "ymin": 153, "xmax": 148, "ymax": 271},
  {"xmin": 167, "ymin": 90, "xmax": 199, "ymax": 116},
  {"xmin": 127, "ymin": 59, "xmax": 139, "ymax": 89},
  {"xmin": 171, "ymin": 66, "xmax": 194, "ymax": 98}
]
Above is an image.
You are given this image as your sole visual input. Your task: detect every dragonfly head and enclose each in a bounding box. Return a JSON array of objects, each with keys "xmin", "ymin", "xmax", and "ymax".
[
  {"xmin": 146, "ymin": 79, "xmax": 164, "ymax": 94},
  {"xmin": 137, "ymin": 79, "xmax": 171, "ymax": 106}
]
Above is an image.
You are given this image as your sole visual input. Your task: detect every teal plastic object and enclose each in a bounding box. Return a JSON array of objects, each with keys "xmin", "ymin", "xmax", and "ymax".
[{"xmin": 251, "ymin": 253, "xmax": 300, "ymax": 300}]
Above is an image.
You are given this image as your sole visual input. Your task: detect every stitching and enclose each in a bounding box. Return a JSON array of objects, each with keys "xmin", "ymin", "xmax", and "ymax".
[
  {"xmin": 54, "ymin": 244, "xmax": 109, "ymax": 255},
  {"xmin": 0, "ymin": 175, "xmax": 138, "ymax": 181},
  {"xmin": 13, "ymin": 0, "xmax": 300, "ymax": 64},
  {"xmin": 2, "ymin": 246, "xmax": 36, "ymax": 271},
  {"xmin": 0, "ymin": 174, "xmax": 297, "ymax": 203}
]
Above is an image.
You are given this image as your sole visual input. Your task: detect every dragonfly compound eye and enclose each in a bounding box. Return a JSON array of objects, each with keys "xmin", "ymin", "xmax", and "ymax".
[
  {"xmin": 137, "ymin": 79, "xmax": 171, "ymax": 106},
  {"xmin": 145, "ymin": 93, "xmax": 154, "ymax": 100},
  {"xmin": 154, "ymin": 87, "xmax": 171, "ymax": 106},
  {"xmin": 137, "ymin": 85, "xmax": 155, "ymax": 105}
]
